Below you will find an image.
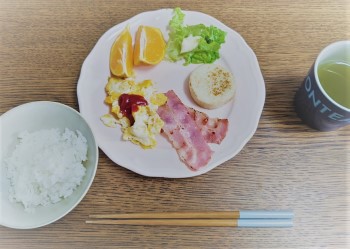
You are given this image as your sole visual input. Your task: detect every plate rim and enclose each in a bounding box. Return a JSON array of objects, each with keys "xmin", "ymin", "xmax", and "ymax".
[{"xmin": 77, "ymin": 8, "xmax": 266, "ymax": 178}]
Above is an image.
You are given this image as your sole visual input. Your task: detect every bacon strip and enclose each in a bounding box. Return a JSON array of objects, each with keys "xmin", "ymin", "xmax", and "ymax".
[
  {"xmin": 157, "ymin": 90, "xmax": 213, "ymax": 171},
  {"xmin": 187, "ymin": 108, "xmax": 228, "ymax": 144}
]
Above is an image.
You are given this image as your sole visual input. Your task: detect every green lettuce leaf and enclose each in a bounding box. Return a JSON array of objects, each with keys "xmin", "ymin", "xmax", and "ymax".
[{"xmin": 165, "ymin": 7, "xmax": 227, "ymax": 65}]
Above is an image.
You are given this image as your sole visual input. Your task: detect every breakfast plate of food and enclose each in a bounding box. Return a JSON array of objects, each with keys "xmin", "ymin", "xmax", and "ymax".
[{"xmin": 77, "ymin": 8, "xmax": 265, "ymax": 178}]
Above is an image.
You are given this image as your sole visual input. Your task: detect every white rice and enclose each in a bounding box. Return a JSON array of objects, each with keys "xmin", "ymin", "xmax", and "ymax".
[{"xmin": 4, "ymin": 128, "xmax": 88, "ymax": 212}]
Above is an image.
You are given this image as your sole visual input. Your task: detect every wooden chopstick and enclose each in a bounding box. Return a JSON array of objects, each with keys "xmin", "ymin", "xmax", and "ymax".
[
  {"xmin": 89, "ymin": 210, "xmax": 294, "ymax": 219},
  {"xmin": 86, "ymin": 211, "xmax": 294, "ymax": 227},
  {"xmin": 86, "ymin": 219, "xmax": 238, "ymax": 226},
  {"xmin": 89, "ymin": 211, "xmax": 239, "ymax": 219},
  {"xmin": 85, "ymin": 218, "xmax": 293, "ymax": 227}
]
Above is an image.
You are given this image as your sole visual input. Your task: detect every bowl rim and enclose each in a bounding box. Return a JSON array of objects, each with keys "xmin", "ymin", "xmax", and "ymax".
[{"xmin": 0, "ymin": 101, "xmax": 99, "ymax": 229}]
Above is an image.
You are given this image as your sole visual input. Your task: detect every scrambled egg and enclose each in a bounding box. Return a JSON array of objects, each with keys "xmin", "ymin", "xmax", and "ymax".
[{"xmin": 101, "ymin": 77, "xmax": 167, "ymax": 149}]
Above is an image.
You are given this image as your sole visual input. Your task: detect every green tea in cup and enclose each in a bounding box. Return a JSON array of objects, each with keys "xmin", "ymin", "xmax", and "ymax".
[
  {"xmin": 318, "ymin": 60, "xmax": 350, "ymax": 109},
  {"xmin": 294, "ymin": 41, "xmax": 350, "ymax": 131}
]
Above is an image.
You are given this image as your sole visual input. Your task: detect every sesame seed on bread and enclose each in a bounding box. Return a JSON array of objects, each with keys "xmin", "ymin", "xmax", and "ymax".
[{"xmin": 189, "ymin": 64, "xmax": 235, "ymax": 109}]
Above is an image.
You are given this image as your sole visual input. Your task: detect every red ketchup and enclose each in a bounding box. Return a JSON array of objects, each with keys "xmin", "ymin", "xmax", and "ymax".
[{"xmin": 118, "ymin": 93, "xmax": 148, "ymax": 125}]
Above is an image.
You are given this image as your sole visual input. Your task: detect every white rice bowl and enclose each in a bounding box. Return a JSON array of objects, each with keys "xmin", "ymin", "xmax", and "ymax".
[{"xmin": 0, "ymin": 101, "xmax": 98, "ymax": 229}]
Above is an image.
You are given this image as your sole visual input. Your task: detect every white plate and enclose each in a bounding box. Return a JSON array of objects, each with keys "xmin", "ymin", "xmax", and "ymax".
[{"xmin": 77, "ymin": 9, "xmax": 265, "ymax": 178}]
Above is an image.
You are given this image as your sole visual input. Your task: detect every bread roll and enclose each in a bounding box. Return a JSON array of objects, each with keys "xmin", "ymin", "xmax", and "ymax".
[{"xmin": 189, "ymin": 64, "xmax": 235, "ymax": 109}]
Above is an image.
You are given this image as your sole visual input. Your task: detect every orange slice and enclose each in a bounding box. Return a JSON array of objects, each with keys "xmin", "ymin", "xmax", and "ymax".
[
  {"xmin": 134, "ymin": 26, "xmax": 166, "ymax": 65},
  {"xmin": 110, "ymin": 26, "xmax": 134, "ymax": 78}
]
